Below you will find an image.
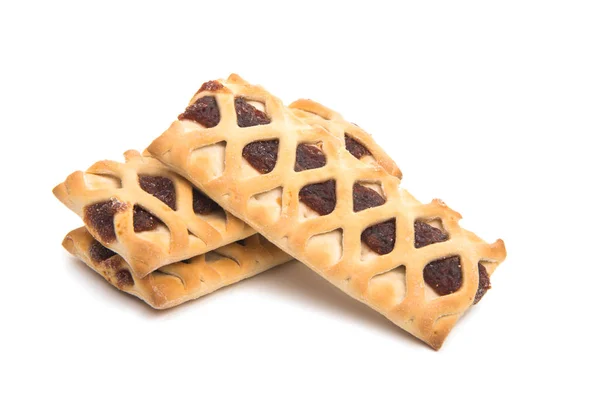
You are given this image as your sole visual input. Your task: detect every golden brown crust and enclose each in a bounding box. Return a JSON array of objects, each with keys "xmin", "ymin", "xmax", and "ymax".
[
  {"xmin": 147, "ymin": 74, "xmax": 507, "ymax": 349},
  {"xmin": 289, "ymin": 99, "xmax": 402, "ymax": 179},
  {"xmin": 54, "ymin": 105, "xmax": 391, "ymax": 279},
  {"xmin": 63, "ymin": 227, "xmax": 292, "ymax": 309},
  {"xmin": 53, "ymin": 150, "xmax": 256, "ymax": 277}
]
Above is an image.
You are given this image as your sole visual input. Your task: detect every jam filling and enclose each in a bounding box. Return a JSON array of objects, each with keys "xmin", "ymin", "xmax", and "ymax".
[
  {"xmin": 133, "ymin": 205, "xmax": 162, "ymax": 232},
  {"xmin": 242, "ymin": 140, "xmax": 279, "ymax": 173},
  {"xmin": 353, "ymin": 184, "xmax": 385, "ymax": 212},
  {"xmin": 89, "ymin": 240, "xmax": 116, "ymax": 262},
  {"xmin": 416, "ymin": 221, "xmax": 490, "ymax": 302},
  {"xmin": 139, "ymin": 175, "xmax": 176, "ymax": 210},
  {"xmin": 474, "ymin": 263, "xmax": 491, "ymax": 304},
  {"xmin": 361, "ymin": 219, "xmax": 396, "ymax": 255},
  {"xmin": 355, "ymin": 183, "xmax": 392, "ymax": 254},
  {"xmin": 345, "ymin": 134, "xmax": 371, "ymax": 159},
  {"xmin": 178, "ymin": 96, "xmax": 220, "ymax": 128},
  {"xmin": 424, "ymin": 257, "xmax": 491, "ymax": 304},
  {"xmin": 98, "ymin": 257, "xmax": 121, "ymax": 271},
  {"xmin": 414, "ymin": 221, "xmax": 449, "ymax": 248},
  {"xmin": 84, "ymin": 199, "xmax": 128, "ymax": 243},
  {"xmin": 423, "ymin": 256, "xmax": 463, "ymax": 296},
  {"xmin": 235, "ymin": 97, "xmax": 270, "ymax": 127},
  {"xmin": 197, "ymin": 80, "xmax": 224, "ymax": 93},
  {"xmin": 192, "ymin": 188, "xmax": 222, "ymax": 215},
  {"xmin": 299, "ymin": 180, "xmax": 336, "ymax": 215},
  {"xmin": 115, "ymin": 269, "xmax": 134, "ymax": 287},
  {"xmin": 295, "ymin": 144, "xmax": 326, "ymax": 171}
]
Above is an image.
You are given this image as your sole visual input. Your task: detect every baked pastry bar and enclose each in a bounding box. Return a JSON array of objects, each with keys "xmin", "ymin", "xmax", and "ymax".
[
  {"xmin": 53, "ymin": 150, "xmax": 256, "ymax": 277},
  {"xmin": 63, "ymin": 227, "xmax": 291, "ymax": 309},
  {"xmin": 148, "ymin": 74, "xmax": 507, "ymax": 349},
  {"xmin": 54, "ymin": 102, "xmax": 400, "ymax": 278}
]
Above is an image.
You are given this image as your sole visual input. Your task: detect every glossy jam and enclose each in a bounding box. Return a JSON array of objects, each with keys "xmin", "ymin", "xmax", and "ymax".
[
  {"xmin": 192, "ymin": 188, "xmax": 222, "ymax": 215},
  {"xmin": 414, "ymin": 221, "xmax": 449, "ymax": 248},
  {"xmin": 361, "ymin": 219, "xmax": 396, "ymax": 255},
  {"xmin": 474, "ymin": 263, "xmax": 491, "ymax": 304},
  {"xmin": 178, "ymin": 96, "xmax": 220, "ymax": 128},
  {"xmin": 423, "ymin": 256, "xmax": 463, "ymax": 295},
  {"xmin": 139, "ymin": 175, "xmax": 176, "ymax": 210},
  {"xmin": 133, "ymin": 205, "xmax": 161, "ymax": 232},
  {"xmin": 197, "ymin": 80, "xmax": 224, "ymax": 93},
  {"xmin": 299, "ymin": 180, "xmax": 336, "ymax": 215},
  {"xmin": 353, "ymin": 184, "xmax": 385, "ymax": 212},
  {"xmin": 84, "ymin": 199, "xmax": 128, "ymax": 243},
  {"xmin": 242, "ymin": 140, "xmax": 279, "ymax": 173},
  {"xmin": 345, "ymin": 134, "xmax": 370, "ymax": 159},
  {"xmin": 295, "ymin": 144, "xmax": 326, "ymax": 171},
  {"xmin": 235, "ymin": 97, "xmax": 270, "ymax": 127}
]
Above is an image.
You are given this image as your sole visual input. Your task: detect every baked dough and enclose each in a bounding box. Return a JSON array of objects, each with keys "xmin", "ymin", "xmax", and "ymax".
[
  {"xmin": 63, "ymin": 227, "xmax": 292, "ymax": 309},
  {"xmin": 148, "ymin": 74, "xmax": 507, "ymax": 349},
  {"xmin": 53, "ymin": 150, "xmax": 256, "ymax": 277},
  {"xmin": 54, "ymin": 101, "xmax": 398, "ymax": 279},
  {"xmin": 289, "ymin": 99, "xmax": 401, "ymax": 179}
]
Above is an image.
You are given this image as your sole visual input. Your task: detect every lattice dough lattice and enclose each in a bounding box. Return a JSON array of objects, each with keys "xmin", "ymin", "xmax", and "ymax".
[
  {"xmin": 148, "ymin": 74, "xmax": 507, "ymax": 349},
  {"xmin": 63, "ymin": 227, "xmax": 292, "ymax": 309},
  {"xmin": 53, "ymin": 150, "xmax": 255, "ymax": 277},
  {"xmin": 53, "ymin": 102, "xmax": 397, "ymax": 278},
  {"xmin": 289, "ymin": 99, "xmax": 401, "ymax": 179}
]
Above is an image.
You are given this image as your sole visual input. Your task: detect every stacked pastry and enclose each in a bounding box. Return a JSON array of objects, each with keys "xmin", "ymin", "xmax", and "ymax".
[{"xmin": 54, "ymin": 74, "xmax": 506, "ymax": 349}]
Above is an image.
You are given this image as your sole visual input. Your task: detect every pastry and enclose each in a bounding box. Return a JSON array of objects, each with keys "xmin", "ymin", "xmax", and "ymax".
[
  {"xmin": 53, "ymin": 150, "xmax": 256, "ymax": 277},
  {"xmin": 54, "ymin": 102, "xmax": 399, "ymax": 278},
  {"xmin": 147, "ymin": 74, "xmax": 507, "ymax": 349},
  {"xmin": 63, "ymin": 227, "xmax": 292, "ymax": 309}
]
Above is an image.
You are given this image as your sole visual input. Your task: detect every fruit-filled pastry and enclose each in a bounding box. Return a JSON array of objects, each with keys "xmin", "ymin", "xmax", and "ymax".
[
  {"xmin": 148, "ymin": 74, "xmax": 507, "ymax": 349},
  {"xmin": 63, "ymin": 227, "xmax": 291, "ymax": 309},
  {"xmin": 54, "ymin": 150, "xmax": 256, "ymax": 277},
  {"xmin": 54, "ymin": 100, "xmax": 400, "ymax": 278}
]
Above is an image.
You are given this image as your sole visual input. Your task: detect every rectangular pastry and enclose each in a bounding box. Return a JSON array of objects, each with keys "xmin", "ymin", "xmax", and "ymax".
[
  {"xmin": 147, "ymin": 74, "xmax": 507, "ymax": 349},
  {"xmin": 53, "ymin": 150, "xmax": 256, "ymax": 277},
  {"xmin": 54, "ymin": 102, "xmax": 400, "ymax": 278},
  {"xmin": 63, "ymin": 227, "xmax": 292, "ymax": 309}
]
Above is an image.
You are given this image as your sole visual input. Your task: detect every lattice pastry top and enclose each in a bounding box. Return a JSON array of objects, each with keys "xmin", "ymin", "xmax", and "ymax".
[
  {"xmin": 63, "ymin": 227, "xmax": 291, "ymax": 309},
  {"xmin": 289, "ymin": 99, "xmax": 401, "ymax": 179},
  {"xmin": 53, "ymin": 150, "xmax": 255, "ymax": 277},
  {"xmin": 148, "ymin": 74, "xmax": 507, "ymax": 349}
]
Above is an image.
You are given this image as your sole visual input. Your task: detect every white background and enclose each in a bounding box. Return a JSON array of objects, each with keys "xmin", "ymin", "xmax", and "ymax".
[{"xmin": 1, "ymin": 1, "xmax": 598, "ymax": 391}]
